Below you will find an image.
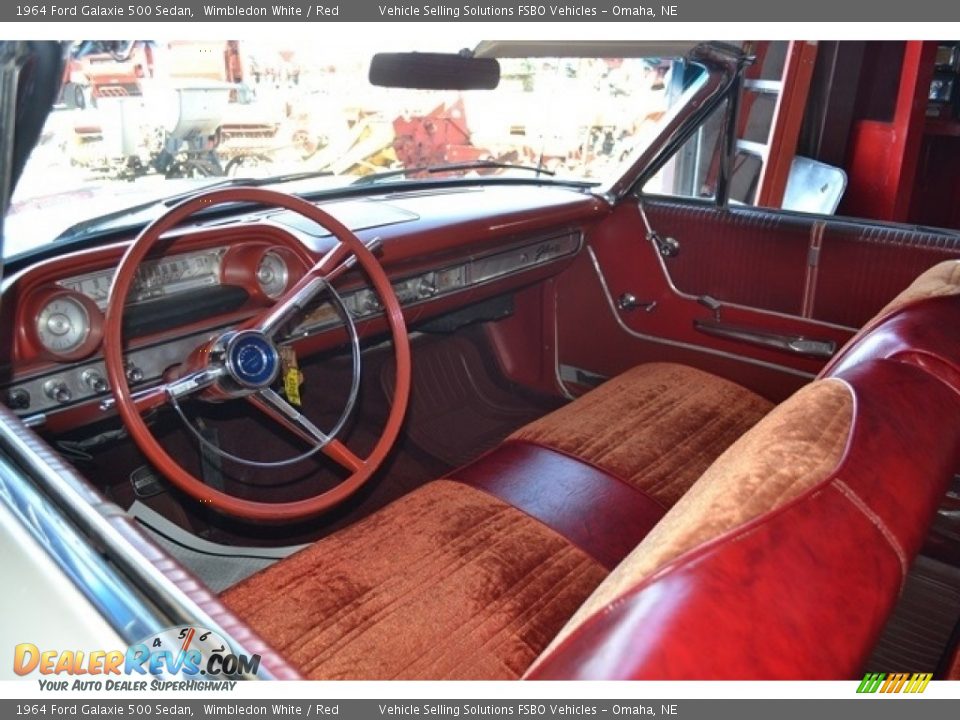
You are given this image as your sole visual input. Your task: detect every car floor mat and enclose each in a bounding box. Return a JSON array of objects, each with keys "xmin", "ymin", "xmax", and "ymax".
[
  {"xmin": 380, "ymin": 332, "xmax": 564, "ymax": 468},
  {"xmin": 866, "ymin": 554, "xmax": 960, "ymax": 674}
]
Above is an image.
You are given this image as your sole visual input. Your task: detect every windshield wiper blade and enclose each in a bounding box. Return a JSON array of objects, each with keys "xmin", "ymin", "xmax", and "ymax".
[
  {"xmin": 232, "ymin": 168, "xmax": 335, "ymax": 191},
  {"xmin": 427, "ymin": 161, "xmax": 555, "ymax": 176},
  {"xmin": 52, "ymin": 169, "xmax": 336, "ymax": 244},
  {"xmin": 352, "ymin": 161, "xmax": 555, "ymax": 186}
]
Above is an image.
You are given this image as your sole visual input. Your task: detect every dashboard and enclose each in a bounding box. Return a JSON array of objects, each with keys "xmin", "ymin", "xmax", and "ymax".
[{"xmin": 0, "ymin": 185, "xmax": 606, "ymax": 431}]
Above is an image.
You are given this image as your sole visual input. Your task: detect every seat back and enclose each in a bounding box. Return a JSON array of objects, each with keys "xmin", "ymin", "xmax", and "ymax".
[
  {"xmin": 872, "ymin": 259, "xmax": 960, "ymax": 317},
  {"xmin": 527, "ymin": 359, "xmax": 960, "ymax": 679},
  {"xmin": 819, "ymin": 259, "xmax": 960, "ymax": 385},
  {"xmin": 527, "ymin": 260, "xmax": 960, "ymax": 679}
]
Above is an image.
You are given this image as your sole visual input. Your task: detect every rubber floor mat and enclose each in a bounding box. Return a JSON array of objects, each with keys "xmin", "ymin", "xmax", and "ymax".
[
  {"xmin": 381, "ymin": 333, "xmax": 563, "ymax": 467},
  {"xmin": 866, "ymin": 555, "xmax": 960, "ymax": 674}
]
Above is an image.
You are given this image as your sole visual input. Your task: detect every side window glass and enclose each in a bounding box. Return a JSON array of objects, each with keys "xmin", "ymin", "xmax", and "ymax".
[{"xmin": 641, "ymin": 98, "xmax": 728, "ymax": 202}]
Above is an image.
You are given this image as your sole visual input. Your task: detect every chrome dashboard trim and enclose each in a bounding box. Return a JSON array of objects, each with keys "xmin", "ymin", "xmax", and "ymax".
[
  {"xmin": 290, "ymin": 228, "xmax": 584, "ymax": 338},
  {"xmin": 22, "ymin": 412, "xmax": 45, "ymax": 428},
  {"xmin": 57, "ymin": 246, "xmax": 227, "ymax": 310},
  {"xmin": 2, "ymin": 325, "xmax": 229, "ymax": 417}
]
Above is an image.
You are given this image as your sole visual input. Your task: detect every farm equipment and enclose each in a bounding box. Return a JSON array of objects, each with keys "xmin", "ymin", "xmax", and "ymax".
[
  {"xmin": 68, "ymin": 84, "xmax": 234, "ymax": 179},
  {"xmin": 59, "ymin": 41, "xmax": 155, "ymax": 110}
]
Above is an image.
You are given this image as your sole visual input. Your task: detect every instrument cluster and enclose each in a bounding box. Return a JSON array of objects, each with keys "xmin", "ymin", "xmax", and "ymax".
[
  {"xmin": 22, "ymin": 244, "xmax": 300, "ymax": 362},
  {"xmin": 58, "ymin": 247, "xmax": 227, "ymax": 310}
]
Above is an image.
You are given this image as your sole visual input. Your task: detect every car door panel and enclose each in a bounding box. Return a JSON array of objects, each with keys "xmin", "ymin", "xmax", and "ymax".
[
  {"xmin": 552, "ymin": 245, "xmax": 814, "ymax": 402},
  {"xmin": 552, "ymin": 202, "xmax": 851, "ymax": 402},
  {"xmin": 645, "ymin": 200, "xmax": 812, "ymax": 317},
  {"xmin": 812, "ymin": 223, "xmax": 960, "ymax": 327},
  {"xmin": 553, "ymin": 198, "xmax": 960, "ymax": 402},
  {"xmin": 644, "ymin": 199, "xmax": 960, "ymax": 328}
]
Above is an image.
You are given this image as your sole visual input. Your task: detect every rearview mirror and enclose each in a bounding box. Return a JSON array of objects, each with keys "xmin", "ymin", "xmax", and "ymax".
[{"xmin": 369, "ymin": 52, "xmax": 500, "ymax": 90}]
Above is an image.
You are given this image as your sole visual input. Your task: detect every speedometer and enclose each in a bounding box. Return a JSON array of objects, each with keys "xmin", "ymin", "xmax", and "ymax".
[
  {"xmin": 36, "ymin": 294, "xmax": 91, "ymax": 356},
  {"xmin": 256, "ymin": 251, "xmax": 290, "ymax": 299}
]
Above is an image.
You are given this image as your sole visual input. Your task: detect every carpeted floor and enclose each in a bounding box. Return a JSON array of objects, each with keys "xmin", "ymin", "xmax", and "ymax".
[
  {"xmin": 866, "ymin": 554, "xmax": 960, "ymax": 674},
  {"xmin": 72, "ymin": 327, "xmax": 564, "ymax": 548}
]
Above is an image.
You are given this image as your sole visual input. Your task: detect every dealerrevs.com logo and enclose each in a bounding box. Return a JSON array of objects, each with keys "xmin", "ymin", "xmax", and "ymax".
[{"xmin": 13, "ymin": 626, "xmax": 260, "ymax": 691}]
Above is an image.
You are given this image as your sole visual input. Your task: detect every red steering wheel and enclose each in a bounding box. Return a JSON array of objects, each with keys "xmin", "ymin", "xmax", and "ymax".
[{"xmin": 102, "ymin": 188, "xmax": 411, "ymax": 522}]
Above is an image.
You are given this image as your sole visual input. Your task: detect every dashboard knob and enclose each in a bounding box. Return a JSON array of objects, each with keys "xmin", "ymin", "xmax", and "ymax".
[
  {"xmin": 418, "ymin": 276, "xmax": 438, "ymax": 298},
  {"xmin": 43, "ymin": 380, "xmax": 72, "ymax": 404},
  {"xmin": 6, "ymin": 388, "xmax": 30, "ymax": 410},
  {"xmin": 126, "ymin": 365, "xmax": 145, "ymax": 384},
  {"xmin": 360, "ymin": 292, "xmax": 382, "ymax": 314},
  {"xmin": 81, "ymin": 369, "xmax": 109, "ymax": 393}
]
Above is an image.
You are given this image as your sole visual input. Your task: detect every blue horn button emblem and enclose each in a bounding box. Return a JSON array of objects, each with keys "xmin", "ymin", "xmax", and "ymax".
[{"xmin": 228, "ymin": 333, "xmax": 279, "ymax": 387}]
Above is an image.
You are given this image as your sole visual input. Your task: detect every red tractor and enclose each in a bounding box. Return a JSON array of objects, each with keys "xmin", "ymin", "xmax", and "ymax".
[{"xmin": 59, "ymin": 41, "xmax": 155, "ymax": 109}]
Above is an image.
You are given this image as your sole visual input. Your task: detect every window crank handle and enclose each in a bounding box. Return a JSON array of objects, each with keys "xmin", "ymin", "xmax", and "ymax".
[{"xmin": 617, "ymin": 293, "xmax": 657, "ymax": 312}]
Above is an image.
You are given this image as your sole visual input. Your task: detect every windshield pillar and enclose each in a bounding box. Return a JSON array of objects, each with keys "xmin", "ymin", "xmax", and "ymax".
[{"xmin": 0, "ymin": 42, "xmax": 24, "ymax": 270}]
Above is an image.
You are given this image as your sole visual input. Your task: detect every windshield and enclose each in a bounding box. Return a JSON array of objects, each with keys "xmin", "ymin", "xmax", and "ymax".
[{"xmin": 7, "ymin": 41, "xmax": 700, "ymax": 258}]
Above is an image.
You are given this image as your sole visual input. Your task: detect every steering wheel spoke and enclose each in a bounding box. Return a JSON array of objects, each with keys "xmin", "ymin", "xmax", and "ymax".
[
  {"xmin": 247, "ymin": 389, "xmax": 365, "ymax": 472},
  {"xmin": 100, "ymin": 367, "xmax": 223, "ymax": 415},
  {"xmin": 166, "ymin": 366, "xmax": 226, "ymax": 400},
  {"xmin": 322, "ymin": 236, "xmax": 383, "ymax": 284},
  {"xmin": 321, "ymin": 439, "xmax": 365, "ymax": 473},
  {"xmin": 100, "ymin": 369, "xmax": 217, "ymax": 414},
  {"xmin": 254, "ymin": 237, "xmax": 383, "ymax": 339},
  {"xmin": 256, "ymin": 275, "xmax": 331, "ymax": 339},
  {"xmin": 250, "ymin": 387, "xmax": 330, "ymax": 444},
  {"xmin": 132, "ymin": 387, "xmax": 168, "ymax": 413},
  {"xmin": 100, "ymin": 384, "xmax": 168, "ymax": 414}
]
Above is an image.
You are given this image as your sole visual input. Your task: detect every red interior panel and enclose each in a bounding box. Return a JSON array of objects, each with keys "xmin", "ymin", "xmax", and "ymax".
[
  {"xmin": 643, "ymin": 199, "xmax": 960, "ymax": 328},
  {"xmin": 450, "ymin": 440, "xmax": 666, "ymax": 571},
  {"xmin": 813, "ymin": 224, "xmax": 960, "ymax": 327},
  {"xmin": 551, "ymin": 202, "xmax": 860, "ymax": 401},
  {"xmin": 646, "ymin": 200, "xmax": 811, "ymax": 315}
]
